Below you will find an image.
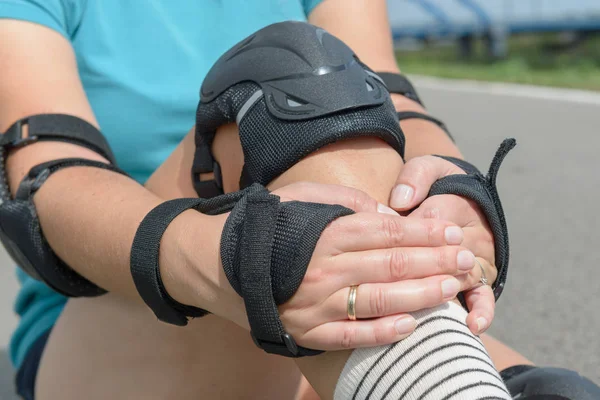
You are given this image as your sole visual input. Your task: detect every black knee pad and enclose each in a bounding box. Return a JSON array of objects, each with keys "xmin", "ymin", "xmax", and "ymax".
[
  {"xmin": 192, "ymin": 21, "xmax": 404, "ymax": 197},
  {"xmin": 502, "ymin": 365, "xmax": 600, "ymax": 399}
]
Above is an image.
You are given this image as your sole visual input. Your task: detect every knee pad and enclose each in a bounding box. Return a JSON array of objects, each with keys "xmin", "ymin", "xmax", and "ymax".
[
  {"xmin": 192, "ymin": 21, "xmax": 404, "ymax": 197},
  {"xmin": 502, "ymin": 366, "xmax": 600, "ymax": 399}
]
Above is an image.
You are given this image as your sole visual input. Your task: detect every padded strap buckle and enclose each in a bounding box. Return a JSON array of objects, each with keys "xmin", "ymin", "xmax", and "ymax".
[
  {"xmin": 251, "ymin": 332, "xmax": 301, "ymax": 357},
  {"xmin": 0, "ymin": 119, "xmax": 39, "ymax": 149}
]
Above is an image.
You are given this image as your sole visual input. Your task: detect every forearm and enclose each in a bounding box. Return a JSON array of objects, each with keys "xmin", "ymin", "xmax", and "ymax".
[{"xmin": 4, "ymin": 138, "xmax": 220, "ymax": 310}]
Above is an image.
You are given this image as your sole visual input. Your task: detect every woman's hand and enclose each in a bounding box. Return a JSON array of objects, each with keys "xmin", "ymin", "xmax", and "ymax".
[
  {"xmin": 263, "ymin": 182, "xmax": 476, "ymax": 351},
  {"xmin": 390, "ymin": 156, "xmax": 497, "ymax": 335}
]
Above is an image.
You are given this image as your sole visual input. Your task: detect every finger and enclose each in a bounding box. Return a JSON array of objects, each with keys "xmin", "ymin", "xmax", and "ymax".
[
  {"xmin": 409, "ymin": 196, "xmax": 495, "ymax": 261},
  {"xmin": 463, "ymin": 285, "xmax": 495, "ymax": 335},
  {"xmin": 324, "ymin": 213, "xmax": 464, "ymax": 253},
  {"xmin": 299, "ymin": 314, "xmax": 417, "ymax": 351},
  {"xmin": 390, "ymin": 155, "xmax": 464, "ymax": 211},
  {"xmin": 329, "ymin": 246, "xmax": 476, "ymax": 286},
  {"xmin": 322, "ymin": 276, "xmax": 462, "ymax": 320},
  {"xmin": 274, "ymin": 182, "xmax": 398, "ymax": 215},
  {"xmin": 456, "ymin": 257, "xmax": 498, "ymax": 290}
]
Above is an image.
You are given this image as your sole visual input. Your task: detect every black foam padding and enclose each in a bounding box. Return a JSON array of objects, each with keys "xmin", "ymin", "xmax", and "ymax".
[
  {"xmin": 192, "ymin": 21, "xmax": 404, "ymax": 197},
  {"xmin": 501, "ymin": 366, "xmax": 600, "ymax": 399},
  {"xmin": 0, "ymin": 158, "xmax": 128, "ymax": 297},
  {"xmin": 0, "ymin": 114, "xmax": 117, "ymax": 164},
  {"xmin": 429, "ymin": 139, "xmax": 516, "ymax": 301}
]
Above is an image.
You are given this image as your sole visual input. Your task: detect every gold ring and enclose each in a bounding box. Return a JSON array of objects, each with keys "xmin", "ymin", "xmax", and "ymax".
[
  {"xmin": 347, "ymin": 285, "xmax": 358, "ymax": 321},
  {"xmin": 476, "ymin": 259, "xmax": 488, "ymax": 286}
]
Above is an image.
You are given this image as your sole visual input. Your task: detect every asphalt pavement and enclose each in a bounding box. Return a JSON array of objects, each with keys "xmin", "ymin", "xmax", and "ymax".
[{"xmin": 0, "ymin": 77, "xmax": 598, "ymax": 398}]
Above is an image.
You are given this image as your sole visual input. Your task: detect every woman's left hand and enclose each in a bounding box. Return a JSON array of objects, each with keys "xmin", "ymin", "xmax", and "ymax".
[{"xmin": 389, "ymin": 155, "xmax": 497, "ymax": 336}]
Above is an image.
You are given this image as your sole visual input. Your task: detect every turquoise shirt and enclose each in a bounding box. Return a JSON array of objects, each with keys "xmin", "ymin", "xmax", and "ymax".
[{"xmin": 0, "ymin": 0, "xmax": 323, "ymax": 368}]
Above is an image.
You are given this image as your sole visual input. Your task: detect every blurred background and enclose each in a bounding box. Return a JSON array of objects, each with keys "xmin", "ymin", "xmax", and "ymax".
[
  {"xmin": 0, "ymin": 0, "xmax": 599, "ymax": 398},
  {"xmin": 389, "ymin": 0, "xmax": 600, "ymax": 90}
]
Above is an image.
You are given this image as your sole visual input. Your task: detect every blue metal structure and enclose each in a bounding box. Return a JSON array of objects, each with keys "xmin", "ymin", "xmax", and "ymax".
[{"xmin": 388, "ymin": 0, "xmax": 600, "ymax": 40}]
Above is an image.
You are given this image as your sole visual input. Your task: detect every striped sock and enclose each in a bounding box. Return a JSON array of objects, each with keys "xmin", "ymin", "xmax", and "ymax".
[{"xmin": 334, "ymin": 302, "xmax": 511, "ymax": 400}]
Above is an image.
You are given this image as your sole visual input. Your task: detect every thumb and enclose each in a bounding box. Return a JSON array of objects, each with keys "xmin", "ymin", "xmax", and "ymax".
[{"xmin": 390, "ymin": 155, "xmax": 464, "ymax": 211}]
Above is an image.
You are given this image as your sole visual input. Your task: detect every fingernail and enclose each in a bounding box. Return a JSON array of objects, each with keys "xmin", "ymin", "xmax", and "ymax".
[
  {"xmin": 476, "ymin": 317, "xmax": 488, "ymax": 333},
  {"xmin": 457, "ymin": 250, "xmax": 475, "ymax": 271},
  {"xmin": 442, "ymin": 278, "xmax": 461, "ymax": 298},
  {"xmin": 390, "ymin": 184, "xmax": 414, "ymax": 209},
  {"xmin": 444, "ymin": 226, "xmax": 464, "ymax": 245},
  {"xmin": 377, "ymin": 203, "xmax": 400, "ymax": 216},
  {"xmin": 394, "ymin": 316, "xmax": 416, "ymax": 335}
]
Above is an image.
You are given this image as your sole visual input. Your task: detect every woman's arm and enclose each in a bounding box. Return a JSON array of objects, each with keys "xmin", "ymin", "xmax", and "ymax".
[{"xmin": 0, "ymin": 20, "xmax": 221, "ymax": 309}]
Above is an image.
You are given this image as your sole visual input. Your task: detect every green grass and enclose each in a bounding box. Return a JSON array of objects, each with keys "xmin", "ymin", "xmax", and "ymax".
[{"xmin": 396, "ymin": 34, "xmax": 600, "ymax": 91}]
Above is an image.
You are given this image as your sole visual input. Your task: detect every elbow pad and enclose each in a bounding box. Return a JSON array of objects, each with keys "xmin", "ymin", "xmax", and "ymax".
[
  {"xmin": 0, "ymin": 115, "xmax": 127, "ymax": 297},
  {"xmin": 192, "ymin": 21, "xmax": 405, "ymax": 197}
]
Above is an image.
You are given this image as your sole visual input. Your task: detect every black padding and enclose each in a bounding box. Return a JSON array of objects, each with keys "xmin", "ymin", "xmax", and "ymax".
[
  {"xmin": 193, "ymin": 21, "xmax": 404, "ymax": 197},
  {"xmin": 429, "ymin": 139, "xmax": 516, "ymax": 301},
  {"xmin": 0, "ymin": 114, "xmax": 117, "ymax": 164},
  {"xmin": 376, "ymin": 72, "xmax": 424, "ymax": 106},
  {"xmin": 201, "ymin": 21, "xmax": 389, "ymax": 120},
  {"xmin": 131, "ymin": 184, "xmax": 353, "ymax": 357},
  {"xmin": 501, "ymin": 366, "xmax": 600, "ymax": 399},
  {"xmin": 0, "ymin": 158, "xmax": 128, "ymax": 297}
]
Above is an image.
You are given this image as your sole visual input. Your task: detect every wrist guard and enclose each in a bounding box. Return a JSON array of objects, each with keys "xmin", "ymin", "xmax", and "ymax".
[
  {"xmin": 430, "ymin": 139, "xmax": 517, "ymax": 301},
  {"xmin": 131, "ymin": 184, "xmax": 353, "ymax": 357}
]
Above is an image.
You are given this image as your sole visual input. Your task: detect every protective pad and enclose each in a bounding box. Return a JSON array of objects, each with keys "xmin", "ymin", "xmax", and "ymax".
[
  {"xmin": 429, "ymin": 139, "xmax": 516, "ymax": 301},
  {"xmin": 131, "ymin": 184, "xmax": 353, "ymax": 357},
  {"xmin": 502, "ymin": 365, "xmax": 600, "ymax": 399},
  {"xmin": 0, "ymin": 158, "xmax": 128, "ymax": 297},
  {"xmin": 193, "ymin": 21, "xmax": 404, "ymax": 197}
]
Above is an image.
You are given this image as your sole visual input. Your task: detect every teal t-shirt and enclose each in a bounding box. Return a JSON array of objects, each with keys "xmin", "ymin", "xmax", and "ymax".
[{"xmin": 0, "ymin": 0, "xmax": 324, "ymax": 368}]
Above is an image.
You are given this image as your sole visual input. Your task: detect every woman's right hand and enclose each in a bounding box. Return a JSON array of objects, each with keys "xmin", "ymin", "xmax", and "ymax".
[
  {"xmin": 175, "ymin": 182, "xmax": 476, "ymax": 351},
  {"xmin": 270, "ymin": 182, "xmax": 476, "ymax": 350}
]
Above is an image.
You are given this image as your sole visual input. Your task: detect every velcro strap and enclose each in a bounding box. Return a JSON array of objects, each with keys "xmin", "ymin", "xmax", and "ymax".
[
  {"xmin": 130, "ymin": 189, "xmax": 254, "ymax": 326},
  {"xmin": 396, "ymin": 111, "xmax": 454, "ymax": 142},
  {"xmin": 429, "ymin": 139, "xmax": 516, "ymax": 301},
  {"xmin": 131, "ymin": 199, "xmax": 210, "ymax": 326},
  {"xmin": 0, "ymin": 114, "xmax": 117, "ymax": 165},
  {"xmin": 0, "ymin": 158, "xmax": 129, "ymax": 297},
  {"xmin": 221, "ymin": 185, "xmax": 353, "ymax": 356},
  {"xmin": 376, "ymin": 72, "xmax": 424, "ymax": 106}
]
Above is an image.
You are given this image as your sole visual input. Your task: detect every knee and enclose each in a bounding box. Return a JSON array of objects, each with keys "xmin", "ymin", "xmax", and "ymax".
[{"xmin": 503, "ymin": 366, "xmax": 600, "ymax": 399}]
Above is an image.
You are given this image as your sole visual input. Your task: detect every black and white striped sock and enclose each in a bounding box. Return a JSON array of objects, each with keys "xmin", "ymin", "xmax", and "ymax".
[{"xmin": 334, "ymin": 302, "xmax": 511, "ymax": 400}]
